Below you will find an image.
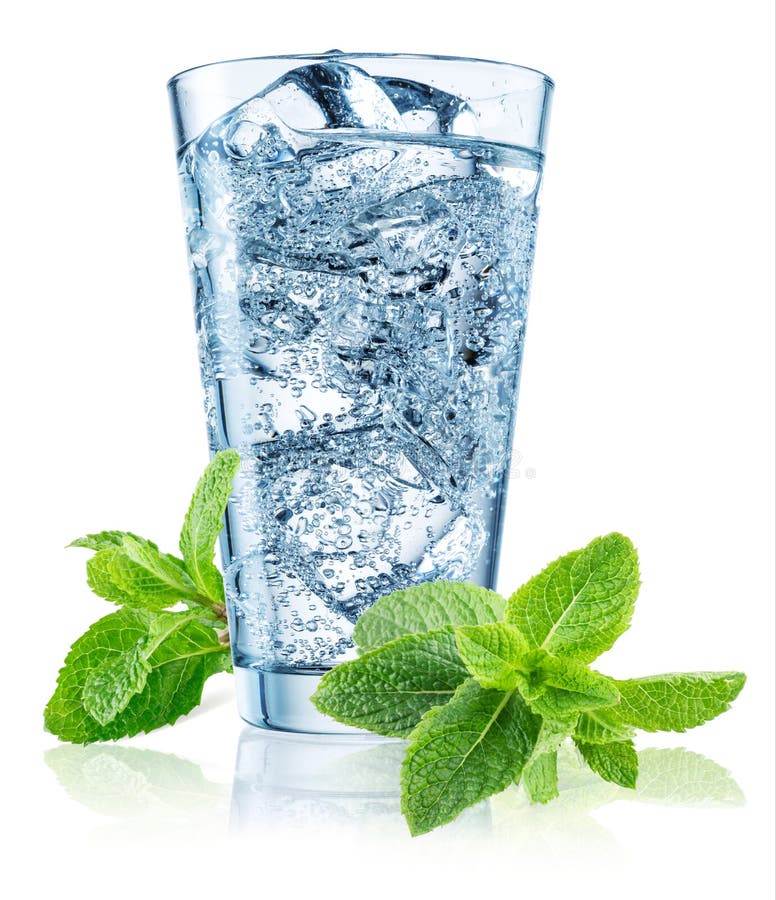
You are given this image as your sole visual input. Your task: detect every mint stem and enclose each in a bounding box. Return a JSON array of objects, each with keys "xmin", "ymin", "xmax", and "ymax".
[{"xmin": 193, "ymin": 594, "xmax": 227, "ymax": 619}]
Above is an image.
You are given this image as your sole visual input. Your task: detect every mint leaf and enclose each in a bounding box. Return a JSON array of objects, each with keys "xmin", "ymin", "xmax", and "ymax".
[
  {"xmin": 111, "ymin": 537, "xmax": 199, "ymax": 605},
  {"xmin": 574, "ymin": 708, "xmax": 635, "ymax": 744},
  {"xmin": 86, "ymin": 549, "xmax": 135, "ymax": 604},
  {"xmin": 529, "ymin": 689, "xmax": 610, "ymax": 720},
  {"xmin": 531, "ymin": 712, "xmax": 579, "ymax": 757},
  {"xmin": 520, "ymin": 713, "xmax": 579, "ymax": 800},
  {"xmin": 70, "ymin": 532, "xmax": 159, "ymax": 552},
  {"xmin": 455, "ymin": 622, "xmax": 528, "ymax": 690},
  {"xmin": 523, "ymin": 752, "xmax": 559, "ymax": 803},
  {"xmin": 311, "ymin": 629, "xmax": 469, "ymax": 737},
  {"xmin": 142, "ymin": 610, "xmax": 230, "ymax": 668},
  {"xmin": 179, "ymin": 449, "xmax": 240, "ymax": 604},
  {"xmin": 609, "ymin": 672, "xmax": 746, "ymax": 733},
  {"xmin": 44, "ymin": 609, "xmax": 231, "ymax": 743},
  {"xmin": 46, "ymin": 609, "xmax": 154, "ymax": 741},
  {"xmin": 575, "ymin": 739, "xmax": 638, "ymax": 789},
  {"xmin": 82, "ymin": 644, "xmax": 151, "ymax": 726},
  {"xmin": 520, "ymin": 652, "xmax": 620, "ymax": 719},
  {"xmin": 537, "ymin": 713, "xmax": 579, "ymax": 752},
  {"xmin": 84, "ymin": 539, "xmax": 198, "ymax": 610},
  {"xmin": 401, "ymin": 679, "xmax": 540, "ymax": 835},
  {"xmin": 505, "ymin": 533, "xmax": 639, "ymax": 663},
  {"xmin": 354, "ymin": 581, "xmax": 505, "ymax": 652},
  {"xmin": 521, "ymin": 710, "xmax": 580, "ymax": 803}
]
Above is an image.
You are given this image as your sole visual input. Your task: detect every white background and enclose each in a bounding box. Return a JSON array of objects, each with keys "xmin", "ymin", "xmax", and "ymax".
[{"xmin": 2, "ymin": 1, "xmax": 773, "ymax": 896}]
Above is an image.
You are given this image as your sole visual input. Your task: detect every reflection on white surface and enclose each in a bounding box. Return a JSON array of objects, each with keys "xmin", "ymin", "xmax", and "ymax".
[
  {"xmin": 230, "ymin": 731, "xmax": 744, "ymax": 845},
  {"xmin": 44, "ymin": 744, "xmax": 230, "ymax": 838},
  {"xmin": 45, "ymin": 733, "xmax": 743, "ymax": 845},
  {"xmin": 486, "ymin": 745, "xmax": 745, "ymax": 857},
  {"xmin": 229, "ymin": 729, "xmax": 410, "ymax": 836}
]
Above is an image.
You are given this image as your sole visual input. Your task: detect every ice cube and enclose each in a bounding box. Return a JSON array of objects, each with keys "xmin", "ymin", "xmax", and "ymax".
[
  {"xmin": 346, "ymin": 190, "xmax": 453, "ymax": 274},
  {"xmin": 263, "ymin": 62, "xmax": 404, "ymax": 132},
  {"xmin": 233, "ymin": 261, "xmax": 382, "ymax": 428},
  {"xmin": 322, "ymin": 291, "xmax": 423, "ymax": 395},
  {"xmin": 416, "ymin": 513, "xmax": 486, "ymax": 580},
  {"xmin": 240, "ymin": 423, "xmax": 464, "ymax": 621},
  {"xmin": 323, "ymin": 298, "xmax": 392, "ymax": 394},
  {"xmin": 375, "ymin": 76, "xmax": 480, "ymax": 137},
  {"xmin": 317, "ymin": 560, "xmax": 421, "ymax": 621},
  {"xmin": 238, "ymin": 261, "xmax": 340, "ymax": 345},
  {"xmin": 333, "ymin": 187, "xmax": 463, "ymax": 294},
  {"xmin": 389, "ymin": 358, "xmax": 512, "ymax": 496},
  {"xmin": 195, "ymin": 95, "xmax": 310, "ymax": 167}
]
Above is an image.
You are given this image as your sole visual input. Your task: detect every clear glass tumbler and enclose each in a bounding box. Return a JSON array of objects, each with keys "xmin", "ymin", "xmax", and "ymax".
[{"xmin": 168, "ymin": 52, "xmax": 553, "ymax": 732}]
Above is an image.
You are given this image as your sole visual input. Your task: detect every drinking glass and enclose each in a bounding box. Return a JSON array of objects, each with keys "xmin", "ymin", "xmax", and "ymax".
[{"xmin": 168, "ymin": 52, "xmax": 553, "ymax": 732}]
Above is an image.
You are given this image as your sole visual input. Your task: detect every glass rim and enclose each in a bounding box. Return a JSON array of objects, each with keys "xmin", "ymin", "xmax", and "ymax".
[{"xmin": 167, "ymin": 51, "xmax": 554, "ymax": 91}]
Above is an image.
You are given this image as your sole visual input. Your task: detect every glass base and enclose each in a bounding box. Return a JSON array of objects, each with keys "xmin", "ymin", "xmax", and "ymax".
[{"xmin": 234, "ymin": 665, "xmax": 364, "ymax": 734}]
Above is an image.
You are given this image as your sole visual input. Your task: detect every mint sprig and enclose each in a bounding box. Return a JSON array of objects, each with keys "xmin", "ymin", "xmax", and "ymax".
[
  {"xmin": 312, "ymin": 532, "xmax": 746, "ymax": 834},
  {"xmin": 44, "ymin": 450, "xmax": 240, "ymax": 743}
]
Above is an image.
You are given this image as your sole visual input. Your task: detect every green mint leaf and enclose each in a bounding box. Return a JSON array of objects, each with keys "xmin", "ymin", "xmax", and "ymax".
[
  {"xmin": 575, "ymin": 739, "xmax": 639, "ymax": 789},
  {"xmin": 110, "ymin": 537, "xmax": 199, "ymax": 606},
  {"xmin": 523, "ymin": 752, "xmax": 559, "ymax": 803},
  {"xmin": 86, "ymin": 548, "xmax": 135, "ymax": 604},
  {"xmin": 69, "ymin": 531, "xmax": 159, "ymax": 552},
  {"xmin": 608, "ymin": 672, "xmax": 746, "ymax": 733},
  {"xmin": 519, "ymin": 713, "xmax": 579, "ymax": 798},
  {"xmin": 82, "ymin": 644, "xmax": 151, "ymax": 725},
  {"xmin": 520, "ymin": 652, "xmax": 620, "ymax": 719},
  {"xmin": 44, "ymin": 609, "xmax": 231, "ymax": 743},
  {"xmin": 574, "ymin": 708, "xmax": 636, "ymax": 744},
  {"xmin": 179, "ymin": 449, "xmax": 240, "ymax": 604},
  {"xmin": 505, "ymin": 533, "xmax": 639, "ymax": 663},
  {"xmin": 454, "ymin": 622, "xmax": 528, "ymax": 690},
  {"xmin": 520, "ymin": 712, "xmax": 579, "ymax": 801},
  {"xmin": 529, "ymin": 713, "xmax": 579, "ymax": 762},
  {"xmin": 528, "ymin": 686, "xmax": 612, "ymax": 720},
  {"xmin": 84, "ymin": 539, "xmax": 198, "ymax": 610},
  {"xmin": 311, "ymin": 629, "xmax": 469, "ymax": 737},
  {"xmin": 515, "ymin": 707, "xmax": 578, "ymax": 803},
  {"xmin": 535, "ymin": 714, "xmax": 579, "ymax": 753},
  {"xmin": 401, "ymin": 679, "xmax": 540, "ymax": 835},
  {"xmin": 353, "ymin": 581, "xmax": 504, "ymax": 652}
]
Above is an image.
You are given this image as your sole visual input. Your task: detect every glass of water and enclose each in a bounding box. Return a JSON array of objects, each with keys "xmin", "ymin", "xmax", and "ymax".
[{"xmin": 168, "ymin": 52, "xmax": 553, "ymax": 732}]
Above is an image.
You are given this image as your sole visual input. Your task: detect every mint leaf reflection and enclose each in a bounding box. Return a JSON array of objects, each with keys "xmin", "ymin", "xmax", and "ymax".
[
  {"xmin": 631, "ymin": 748, "xmax": 744, "ymax": 807},
  {"xmin": 542, "ymin": 744, "xmax": 743, "ymax": 811},
  {"xmin": 488, "ymin": 745, "xmax": 743, "ymax": 852},
  {"xmin": 44, "ymin": 744, "xmax": 229, "ymax": 825}
]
